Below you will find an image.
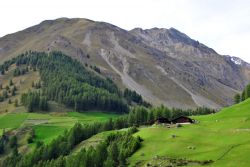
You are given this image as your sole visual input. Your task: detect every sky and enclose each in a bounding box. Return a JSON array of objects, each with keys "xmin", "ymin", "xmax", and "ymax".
[{"xmin": 1, "ymin": 0, "xmax": 250, "ymax": 63}]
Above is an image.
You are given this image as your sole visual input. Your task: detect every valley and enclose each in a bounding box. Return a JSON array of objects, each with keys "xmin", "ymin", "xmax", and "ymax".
[{"xmin": 0, "ymin": 17, "xmax": 250, "ymax": 167}]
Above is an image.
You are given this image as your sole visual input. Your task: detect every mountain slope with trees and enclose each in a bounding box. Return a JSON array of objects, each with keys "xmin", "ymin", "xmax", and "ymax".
[
  {"xmin": 0, "ymin": 18, "xmax": 249, "ymax": 109},
  {"xmin": 0, "ymin": 51, "xmax": 149, "ymax": 113}
]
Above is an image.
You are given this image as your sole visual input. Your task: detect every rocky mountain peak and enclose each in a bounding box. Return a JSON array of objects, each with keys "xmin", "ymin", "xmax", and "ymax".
[{"xmin": 0, "ymin": 18, "xmax": 249, "ymax": 109}]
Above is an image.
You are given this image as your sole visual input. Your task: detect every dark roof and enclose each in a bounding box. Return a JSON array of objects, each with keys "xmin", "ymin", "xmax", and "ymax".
[
  {"xmin": 155, "ymin": 117, "xmax": 171, "ymax": 124},
  {"xmin": 171, "ymin": 116, "xmax": 194, "ymax": 123}
]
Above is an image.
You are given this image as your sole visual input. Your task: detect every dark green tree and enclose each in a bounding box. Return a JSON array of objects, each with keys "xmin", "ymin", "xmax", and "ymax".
[
  {"xmin": 14, "ymin": 99, "xmax": 18, "ymax": 107},
  {"xmin": 234, "ymin": 93, "xmax": 241, "ymax": 104},
  {"xmin": 9, "ymin": 79, "xmax": 13, "ymax": 86},
  {"xmin": 9, "ymin": 136, "xmax": 17, "ymax": 148}
]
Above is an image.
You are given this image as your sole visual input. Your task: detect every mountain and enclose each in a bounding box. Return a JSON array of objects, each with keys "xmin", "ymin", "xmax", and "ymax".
[{"xmin": 0, "ymin": 17, "xmax": 249, "ymax": 109}]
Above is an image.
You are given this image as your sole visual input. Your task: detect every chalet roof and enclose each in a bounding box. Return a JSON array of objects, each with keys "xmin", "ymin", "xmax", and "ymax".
[
  {"xmin": 155, "ymin": 117, "xmax": 171, "ymax": 123},
  {"xmin": 171, "ymin": 116, "xmax": 194, "ymax": 123}
]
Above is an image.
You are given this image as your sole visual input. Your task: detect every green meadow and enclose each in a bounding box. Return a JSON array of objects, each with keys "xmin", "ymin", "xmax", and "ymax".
[
  {"xmin": 0, "ymin": 111, "xmax": 119, "ymax": 144},
  {"xmin": 129, "ymin": 99, "xmax": 250, "ymax": 166}
]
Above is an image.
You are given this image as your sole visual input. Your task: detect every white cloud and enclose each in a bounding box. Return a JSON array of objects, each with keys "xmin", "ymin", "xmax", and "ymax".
[{"xmin": 0, "ymin": 0, "xmax": 250, "ymax": 63}]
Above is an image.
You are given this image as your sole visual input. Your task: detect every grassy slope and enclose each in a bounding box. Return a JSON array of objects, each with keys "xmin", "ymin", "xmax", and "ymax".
[
  {"xmin": 0, "ymin": 63, "xmax": 120, "ymax": 144},
  {"xmin": 0, "ymin": 111, "xmax": 119, "ymax": 144},
  {"xmin": 71, "ymin": 131, "xmax": 113, "ymax": 154},
  {"xmin": 33, "ymin": 111, "xmax": 119, "ymax": 144},
  {"xmin": 0, "ymin": 65, "xmax": 40, "ymax": 113},
  {"xmin": 129, "ymin": 99, "xmax": 250, "ymax": 167},
  {"xmin": 71, "ymin": 128, "xmax": 129, "ymax": 154}
]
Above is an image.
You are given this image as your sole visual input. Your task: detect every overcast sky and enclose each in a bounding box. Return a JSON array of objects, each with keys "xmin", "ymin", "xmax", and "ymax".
[{"xmin": 1, "ymin": 0, "xmax": 250, "ymax": 62}]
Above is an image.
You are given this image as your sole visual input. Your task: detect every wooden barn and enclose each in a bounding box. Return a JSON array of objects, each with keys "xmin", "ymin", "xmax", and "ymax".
[
  {"xmin": 155, "ymin": 117, "xmax": 171, "ymax": 124},
  {"xmin": 171, "ymin": 116, "xmax": 194, "ymax": 124}
]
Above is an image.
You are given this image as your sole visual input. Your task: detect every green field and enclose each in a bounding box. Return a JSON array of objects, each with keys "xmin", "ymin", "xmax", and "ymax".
[
  {"xmin": 129, "ymin": 99, "xmax": 250, "ymax": 166},
  {"xmin": 0, "ymin": 111, "xmax": 120, "ymax": 144}
]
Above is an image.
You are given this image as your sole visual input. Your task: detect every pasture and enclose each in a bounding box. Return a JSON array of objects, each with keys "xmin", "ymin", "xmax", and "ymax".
[
  {"xmin": 0, "ymin": 111, "xmax": 120, "ymax": 144},
  {"xmin": 129, "ymin": 99, "xmax": 250, "ymax": 166}
]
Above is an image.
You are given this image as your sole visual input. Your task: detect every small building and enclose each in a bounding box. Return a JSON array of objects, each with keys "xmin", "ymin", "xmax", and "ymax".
[
  {"xmin": 171, "ymin": 116, "xmax": 194, "ymax": 124},
  {"xmin": 155, "ymin": 117, "xmax": 171, "ymax": 124}
]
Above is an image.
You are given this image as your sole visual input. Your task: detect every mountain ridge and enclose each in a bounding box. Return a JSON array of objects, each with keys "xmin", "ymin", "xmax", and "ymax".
[{"xmin": 0, "ymin": 17, "xmax": 249, "ymax": 109}]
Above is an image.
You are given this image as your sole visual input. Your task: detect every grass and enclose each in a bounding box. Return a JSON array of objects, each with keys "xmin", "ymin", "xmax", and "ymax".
[
  {"xmin": 71, "ymin": 130, "xmax": 113, "ymax": 154},
  {"xmin": 32, "ymin": 111, "xmax": 120, "ymax": 144},
  {"xmin": 71, "ymin": 128, "xmax": 129, "ymax": 154},
  {"xmin": 129, "ymin": 99, "xmax": 250, "ymax": 167},
  {"xmin": 33, "ymin": 125, "xmax": 66, "ymax": 144},
  {"xmin": 0, "ymin": 113, "xmax": 28, "ymax": 129},
  {"xmin": 0, "ymin": 111, "xmax": 120, "ymax": 144},
  {"xmin": 0, "ymin": 64, "xmax": 40, "ymax": 113},
  {"xmin": 0, "ymin": 65, "xmax": 121, "ymax": 145},
  {"xmin": 67, "ymin": 111, "xmax": 119, "ymax": 122}
]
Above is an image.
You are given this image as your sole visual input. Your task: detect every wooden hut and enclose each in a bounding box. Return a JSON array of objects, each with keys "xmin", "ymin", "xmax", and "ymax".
[
  {"xmin": 171, "ymin": 116, "xmax": 194, "ymax": 124},
  {"xmin": 155, "ymin": 117, "xmax": 171, "ymax": 124}
]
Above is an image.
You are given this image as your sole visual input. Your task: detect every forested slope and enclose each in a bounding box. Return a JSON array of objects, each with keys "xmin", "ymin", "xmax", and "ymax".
[{"xmin": 0, "ymin": 51, "xmax": 149, "ymax": 113}]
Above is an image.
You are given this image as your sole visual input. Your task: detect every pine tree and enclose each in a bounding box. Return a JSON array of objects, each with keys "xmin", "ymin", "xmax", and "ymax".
[
  {"xmin": 11, "ymin": 88, "xmax": 16, "ymax": 96},
  {"xmin": 27, "ymin": 103, "xmax": 33, "ymax": 112},
  {"xmin": 109, "ymin": 142, "xmax": 119, "ymax": 164},
  {"xmin": 241, "ymin": 90, "xmax": 246, "ymax": 101},
  {"xmin": 0, "ymin": 138, "xmax": 4, "ymax": 154},
  {"xmin": 14, "ymin": 99, "xmax": 18, "ymax": 107},
  {"xmin": 245, "ymin": 84, "xmax": 250, "ymax": 99},
  {"xmin": 5, "ymin": 86, "xmax": 9, "ymax": 91},
  {"xmin": 9, "ymin": 136, "xmax": 17, "ymax": 148},
  {"xmin": 118, "ymin": 151, "xmax": 126, "ymax": 165},
  {"xmin": 12, "ymin": 146, "xmax": 18, "ymax": 157},
  {"xmin": 234, "ymin": 93, "xmax": 241, "ymax": 104},
  {"xmin": 39, "ymin": 97, "xmax": 48, "ymax": 111},
  {"xmin": 104, "ymin": 156, "xmax": 115, "ymax": 167},
  {"xmin": 9, "ymin": 80, "xmax": 13, "ymax": 86},
  {"xmin": 147, "ymin": 111, "xmax": 154, "ymax": 124}
]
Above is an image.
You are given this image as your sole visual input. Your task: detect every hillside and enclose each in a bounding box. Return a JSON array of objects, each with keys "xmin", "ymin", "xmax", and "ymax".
[
  {"xmin": 0, "ymin": 18, "xmax": 249, "ymax": 109},
  {"xmin": 0, "ymin": 51, "xmax": 138, "ymax": 113},
  {"xmin": 0, "ymin": 59, "xmax": 248, "ymax": 166},
  {"xmin": 129, "ymin": 99, "xmax": 250, "ymax": 166}
]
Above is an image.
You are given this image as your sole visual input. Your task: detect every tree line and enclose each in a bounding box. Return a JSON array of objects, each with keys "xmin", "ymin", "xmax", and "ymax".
[
  {"xmin": 0, "ymin": 105, "xmax": 215, "ymax": 167},
  {"xmin": 21, "ymin": 91, "xmax": 48, "ymax": 112},
  {"xmin": 234, "ymin": 83, "xmax": 250, "ymax": 104},
  {"xmin": 33, "ymin": 129, "xmax": 140, "ymax": 167},
  {"xmin": 123, "ymin": 88, "xmax": 151, "ymax": 107},
  {"xmin": 0, "ymin": 51, "xmax": 132, "ymax": 113},
  {"xmin": 1, "ymin": 121, "xmax": 140, "ymax": 167},
  {"xmin": 0, "ymin": 51, "xmax": 153, "ymax": 113}
]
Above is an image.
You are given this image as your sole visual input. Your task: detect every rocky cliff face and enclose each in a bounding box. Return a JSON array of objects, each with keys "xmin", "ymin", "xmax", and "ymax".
[{"xmin": 0, "ymin": 18, "xmax": 249, "ymax": 109}]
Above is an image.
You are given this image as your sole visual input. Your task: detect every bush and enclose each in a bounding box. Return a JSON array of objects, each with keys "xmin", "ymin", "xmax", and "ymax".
[
  {"xmin": 27, "ymin": 136, "xmax": 33, "ymax": 143},
  {"xmin": 176, "ymin": 123, "xmax": 182, "ymax": 128}
]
